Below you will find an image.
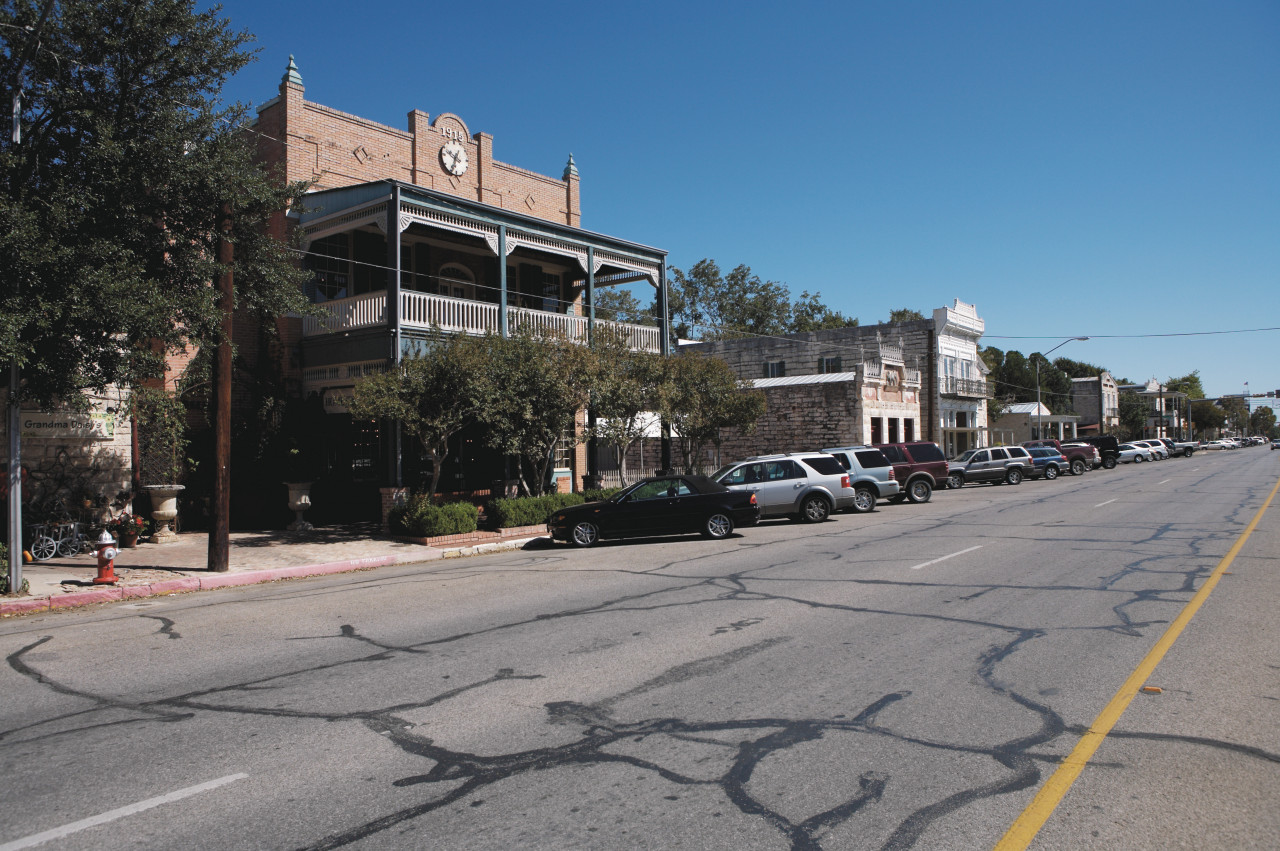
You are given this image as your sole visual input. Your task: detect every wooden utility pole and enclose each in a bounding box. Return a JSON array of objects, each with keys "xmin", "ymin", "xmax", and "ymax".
[{"xmin": 208, "ymin": 207, "xmax": 233, "ymax": 572}]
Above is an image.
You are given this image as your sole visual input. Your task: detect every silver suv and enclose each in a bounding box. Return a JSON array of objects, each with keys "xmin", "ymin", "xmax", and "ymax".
[
  {"xmin": 820, "ymin": 446, "xmax": 902, "ymax": 513},
  {"xmin": 713, "ymin": 453, "xmax": 855, "ymax": 522}
]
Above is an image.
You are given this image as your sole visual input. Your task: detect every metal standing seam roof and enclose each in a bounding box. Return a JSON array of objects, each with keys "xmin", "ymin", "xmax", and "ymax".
[{"xmin": 751, "ymin": 372, "xmax": 859, "ymax": 389}]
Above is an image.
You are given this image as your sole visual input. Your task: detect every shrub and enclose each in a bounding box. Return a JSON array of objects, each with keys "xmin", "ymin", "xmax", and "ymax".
[
  {"xmin": 490, "ymin": 493, "xmax": 585, "ymax": 528},
  {"xmin": 389, "ymin": 495, "xmax": 479, "ymax": 537}
]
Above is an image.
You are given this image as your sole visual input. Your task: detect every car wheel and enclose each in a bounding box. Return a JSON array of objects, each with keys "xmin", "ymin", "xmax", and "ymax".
[
  {"xmin": 1069, "ymin": 458, "xmax": 1086, "ymax": 476},
  {"xmin": 570, "ymin": 521, "xmax": 600, "ymax": 548},
  {"xmin": 1006, "ymin": 468, "xmax": 1023, "ymax": 485},
  {"xmin": 947, "ymin": 473, "xmax": 964, "ymax": 490},
  {"xmin": 1183, "ymin": 448, "xmax": 1194, "ymax": 457},
  {"xmin": 703, "ymin": 512, "xmax": 733, "ymax": 539},
  {"xmin": 1134, "ymin": 454, "xmax": 1144, "ymax": 462},
  {"xmin": 907, "ymin": 479, "xmax": 932, "ymax": 504},
  {"xmin": 1043, "ymin": 465, "xmax": 1059, "ymax": 480},
  {"xmin": 801, "ymin": 494, "xmax": 833, "ymax": 522},
  {"xmin": 1102, "ymin": 457, "xmax": 1117, "ymax": 469},
  {"xmin": 849, "ymin": 487, "xmax": 876, "ymax": 514}
]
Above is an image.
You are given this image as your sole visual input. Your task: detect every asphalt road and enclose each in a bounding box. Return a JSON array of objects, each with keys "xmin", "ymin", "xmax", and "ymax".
[{"xmin": 1, "ymin": 449, "xmax": 1277, "ymax": 851}]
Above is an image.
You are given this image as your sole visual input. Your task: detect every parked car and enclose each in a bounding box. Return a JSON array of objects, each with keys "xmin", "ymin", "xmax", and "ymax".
[
  {"xmin": 1067, "ymin": 435, "xmax": 1121, "ymax": 469},
  {"xmin": 1157, "ymin": 437, "xmax": 1197, "ymax": 458},
  {"xmin": 820, "ymin": 446, "xmax": 902, "ymax": 512},
  {"xmin": 873, "ymin": 441, "xmax": 949, "ymax": 504},
  {"xmin": 1133, "ymin": 439, "xmax": 1169, "ymax": 459},
  {"xmin": 946, "ymin": 445, "xmax": 1033, "ymax": 488},
  {"xmin": 1022, "ymin": 439, "xmax": 1099, "ymax": 475},
  {"xmin": 1199, "ymin": 440, "xmax": 1232, "ymax": 450},
  {"xmin": 1116, "ymin": 443, "xmax": 1155, "ymax": 463},
  {"xmin": 1025, "ymin": 446, "xmax": 1069, "ymax": 479},
  {"xmin": 714, "ymin": 452, "xmax": 858, "ymax": 521},
  {"xmin": 547, "ymin": 475, "xmax": 759, "ymax": 547}
]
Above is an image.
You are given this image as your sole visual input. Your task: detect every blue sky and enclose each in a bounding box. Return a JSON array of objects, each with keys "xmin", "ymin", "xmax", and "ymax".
[{"xmin": 205, "ymin": 0, "xmax": 1278, "ymax": 405}]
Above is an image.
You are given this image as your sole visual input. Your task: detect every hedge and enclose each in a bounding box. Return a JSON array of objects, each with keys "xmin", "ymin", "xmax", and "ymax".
[
  {"xmin": 490, "ymin": 493, "xmax": 587, "ymax": 528},
  {"xmin": 389, "ymin": 496, "xmax": 479, "ymax": 537}
]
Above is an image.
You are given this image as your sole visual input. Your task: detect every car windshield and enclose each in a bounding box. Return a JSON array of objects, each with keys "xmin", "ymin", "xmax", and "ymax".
[
  {"xmin": 711, "ymin": 464, "xmax": 737, "ymax": 481},
  {"xmin": 953, "ymin": 449, "xmax": 977, "ymax": 462}
]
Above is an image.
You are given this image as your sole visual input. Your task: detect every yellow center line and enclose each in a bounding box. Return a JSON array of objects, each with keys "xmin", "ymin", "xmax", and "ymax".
[{"xmin": 994, "ymin": 473, "xmax": 1280, "ymax": 851}]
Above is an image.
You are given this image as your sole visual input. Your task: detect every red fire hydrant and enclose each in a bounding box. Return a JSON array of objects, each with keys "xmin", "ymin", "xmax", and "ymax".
[{"xmin": 92, "ymin": 529, "xmax": 119, "ymax": 585}]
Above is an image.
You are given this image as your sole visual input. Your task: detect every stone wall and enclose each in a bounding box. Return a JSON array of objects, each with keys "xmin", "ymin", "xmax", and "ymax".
[{"xmin": 1, "ymin": 388, "xmax": 134, "ymax": 525}]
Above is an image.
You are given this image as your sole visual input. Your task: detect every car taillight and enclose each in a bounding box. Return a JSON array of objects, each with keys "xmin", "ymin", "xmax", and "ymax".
[
  {"xmin": 887, "ymin": 468, "xmax": 895, "ymax": 480},
  {"xmin": 749, "ymin": 493, "xmax": 757, "ymax": 505},
  {"xmin": 841, "ymin": 475, "xmax": 850, "ymax": 488}
]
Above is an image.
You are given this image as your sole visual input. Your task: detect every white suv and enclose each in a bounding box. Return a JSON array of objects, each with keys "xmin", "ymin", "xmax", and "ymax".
[{"xmin": 713, "ymin": 453, "xmax": 856, "ymax": 522}]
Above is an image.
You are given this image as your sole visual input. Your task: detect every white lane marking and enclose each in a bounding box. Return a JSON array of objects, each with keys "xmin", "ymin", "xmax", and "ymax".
[
  {"xmin": 1095, "ymin": 498, "xmax": 1118, "ymax": 508},
  {"xmin": 0, "ymin": 774, "xmax": 248, "ymax": 851},
  {"xmin": 1158, "ymin": 480, "xmax": 1170, "ymax": 485},
  {"xmin": 1192, "ymin": 468, "xmax": 1200, "ymax": 472},
  {"xmin": 910, "ymin": 545, "xmax": 983, "ymax": 570}
]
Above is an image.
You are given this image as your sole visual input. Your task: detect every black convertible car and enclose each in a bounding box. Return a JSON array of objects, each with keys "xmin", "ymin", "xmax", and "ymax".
[{"xmin": 547, "ymin": 475, "xmax": 759, "ymax": 547}]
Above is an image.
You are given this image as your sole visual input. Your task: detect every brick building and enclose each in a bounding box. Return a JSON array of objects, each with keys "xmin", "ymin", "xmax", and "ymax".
[
  {"xmin": 225, "ymin": 59, "xmax": 668, "ymax": 520},
  {"xmin": 685, "ymin": 300, "xmax": 992, "ymax": 458}
]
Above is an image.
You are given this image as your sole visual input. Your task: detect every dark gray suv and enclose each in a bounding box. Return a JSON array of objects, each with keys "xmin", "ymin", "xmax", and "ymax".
[{"xmin": 946, "ymin": 445, "xmax": 1033, "ymax": 488}]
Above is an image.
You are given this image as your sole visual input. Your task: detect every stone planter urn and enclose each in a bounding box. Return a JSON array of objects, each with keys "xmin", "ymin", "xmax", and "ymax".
[
  {"xmin": 146, "ymin": 484, "xmax": 185, "ymax": 544},
  {"xmin": 285, "ymin": 481, "xmax": 314, "ymax": 532}
]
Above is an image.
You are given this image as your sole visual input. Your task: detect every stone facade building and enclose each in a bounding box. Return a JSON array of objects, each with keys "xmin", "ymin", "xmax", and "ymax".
[
  {"xmin": 1070, "ymin": 371, "xmax": 1120, "ymax": 434},
  {"xmin": 686, "ymin": 300, "xmax": 991, "ymax": 458}
]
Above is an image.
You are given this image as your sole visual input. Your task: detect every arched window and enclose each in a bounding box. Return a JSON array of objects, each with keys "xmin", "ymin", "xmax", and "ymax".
[{"xmin": 438, "ymin": 263, "xmax": 474, "ymax": 299}]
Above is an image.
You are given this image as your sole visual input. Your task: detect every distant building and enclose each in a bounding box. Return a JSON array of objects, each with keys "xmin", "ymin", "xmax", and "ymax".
[
  {"xmin": 1070, "ymin": 371, "xmax": 1120, "ymax": 434},
  {"xmin": 685, "ymin": 300, "xmax": 992, "ymax": 457},
  {"xmin": 990, "ymin": 402, "xmax": 1080, "ymax": 444},
  {"xmin": 1117, "ymin": 379, "xmax": 1187, "ymax": 439}
]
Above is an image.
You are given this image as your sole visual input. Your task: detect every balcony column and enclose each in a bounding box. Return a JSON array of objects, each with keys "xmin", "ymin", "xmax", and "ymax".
[
  {"xmin": 585, "ymin": 247, "xmax": 599, "ymax": 483},
  {"xmin": 386, "ymin": 184, "xmax": 404, "ymax": 488},
  {"xmin": 498, "ymin": 226, "xmax": 508, "ymax": 338},
  {"xmin": 658, "ymin": 264, "xmax": 672, "ymax": 471}
]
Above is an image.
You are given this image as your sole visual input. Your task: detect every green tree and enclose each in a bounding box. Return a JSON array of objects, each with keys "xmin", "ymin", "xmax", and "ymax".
[
  {"xmin": 790, "ymin": 290, "xmax": 858, "ymax": 332},
  {"xmin": 1187, "ymin": 399, "xmax": 1226, "ymax": 437},
  {"xmin": 1, "ymin": 0, "xmax": 313, "ymax": 408},
  {"xmin": 592, "ymin": 286, "xmax": 654, "ymax": 326},
  {"xmin": 582, "ymin": 328, "xmax": 663, "ymax": 487},
  {"xmin": 472, "ymin": 330, "xmax": 597, "ymax": 496},
  {"xmin": 347, "ymin": 336, "xmax": 485, "ymax": 496},
  {"xmin": 1220, "ymin": 397, "xmax": 1249, "ymax": 435},
  {"xmin": 1117, "ymin": 390, "xmax": 1149, "ymax": 440},
  {"xmin": 659, "ymin": 259, "xmax": 853, "ymax": 342},
  {"xmin": 658, "ymin": 352, "xmax": 765, "ymax": 473},
  {"xmin": 1249, "ymin": 405, "xmax": 1275, "ymax": 438},
  {"xmin": 885, "ymin": 308, "xmax": 925, "ymax": 323},
  {"xmin": 1165, "ymin": 370, "xmax": 1206, "ymax": 401},
  {"xmin": 1052, "ymin": 357, "xmax": 1112, "ymax": 380}
]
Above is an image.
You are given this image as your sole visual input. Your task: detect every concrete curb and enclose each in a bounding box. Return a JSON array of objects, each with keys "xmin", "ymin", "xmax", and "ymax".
[{"xmin": 0, "ymin": 536, "xmax": 542, "ymax": 617}]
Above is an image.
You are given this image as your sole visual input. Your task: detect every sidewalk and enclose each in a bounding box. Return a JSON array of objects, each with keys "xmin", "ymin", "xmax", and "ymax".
[{"xmin": 1, "ymin": 522, "xmax": 549, "ymax": 617}]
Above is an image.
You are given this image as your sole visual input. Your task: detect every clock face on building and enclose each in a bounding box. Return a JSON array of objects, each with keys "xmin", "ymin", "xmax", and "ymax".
[{"xmin": 440, "ymin": 141, "xmax": 468, "ymax": 176}]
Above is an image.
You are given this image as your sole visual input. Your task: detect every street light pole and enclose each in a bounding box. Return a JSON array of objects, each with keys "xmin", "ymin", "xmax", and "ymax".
[{"xmin": 1036, "ymin": 337, "xmax": 1089, "ymax": 442}]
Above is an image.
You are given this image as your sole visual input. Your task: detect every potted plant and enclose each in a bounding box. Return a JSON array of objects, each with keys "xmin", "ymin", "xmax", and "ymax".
[
  {"xmin": 279, "ymin": 397, "xmax": 324, "ymax": 532},
  {"xmin": 131, "ymin": 387, "xmax": 188, "ymax": 544},
  {"xmin": 107, "ymin": 511, "xmax": 148, "ymax": 547}
]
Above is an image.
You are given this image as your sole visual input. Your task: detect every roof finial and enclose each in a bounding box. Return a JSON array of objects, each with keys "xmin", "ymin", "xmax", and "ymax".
[
  {"xmin": 563, "ymin": 153, "xmax": 578, "ymax": 180},
  {"xmin": 283, "ymin": 55, "xmax": 302, "ymax": 86}
]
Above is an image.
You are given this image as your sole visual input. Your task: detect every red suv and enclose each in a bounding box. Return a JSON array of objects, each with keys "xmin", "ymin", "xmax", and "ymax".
[{"xmin": 873, "ymin": 441, "xmax": 949, "ymax": 504}]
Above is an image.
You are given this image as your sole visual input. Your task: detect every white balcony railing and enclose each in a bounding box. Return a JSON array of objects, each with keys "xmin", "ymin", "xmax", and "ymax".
[{"xmin": 302, "ymin": 291, "xmax": 661, "ymax": 353}]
